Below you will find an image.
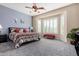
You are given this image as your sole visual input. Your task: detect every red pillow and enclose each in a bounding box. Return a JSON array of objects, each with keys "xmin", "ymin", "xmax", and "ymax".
[
  {"xmin": 14, "ymin": 28, "xmax": 19, "ymax": 33},
  {"xmin": 23, "ymin": 28, "xmax": 29, "ymax": 32}
]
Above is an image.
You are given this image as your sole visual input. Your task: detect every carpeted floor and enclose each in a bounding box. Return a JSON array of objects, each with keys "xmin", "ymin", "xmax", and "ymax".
[{"xmin": 0, "ymin": 39, "xmax": 77, "ymax": 56}]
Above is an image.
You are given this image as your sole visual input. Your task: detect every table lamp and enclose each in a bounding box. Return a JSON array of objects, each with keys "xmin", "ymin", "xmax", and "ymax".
[
  {"xmin": 0, "ymin": 24, "xmax": 3, "ymax": 34},
  {"xmin": 30, "ymin": 26, "xmax": 33, "ymax": 32}
]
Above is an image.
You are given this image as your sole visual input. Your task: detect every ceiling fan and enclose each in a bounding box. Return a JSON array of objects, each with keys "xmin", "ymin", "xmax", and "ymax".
[{"xmin": 25, "ymin": 3, "xmax": 45, "ymax": 12}]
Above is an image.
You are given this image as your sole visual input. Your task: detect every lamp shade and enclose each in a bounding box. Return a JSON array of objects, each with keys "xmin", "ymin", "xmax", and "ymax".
[
  {"xmin": 0, "ymin": 24, "xmax": 3, "ymax": 29},
  {"xmin": 30, "ymin": 27, "xmax": 33, "ymax": 30}
]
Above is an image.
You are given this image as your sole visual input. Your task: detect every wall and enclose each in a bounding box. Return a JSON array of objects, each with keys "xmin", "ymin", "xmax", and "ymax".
[
  {"xmin": 0, "ymin": 5, "xmax": 32, "ymax": 34},
  {"xmin": 32, "ymin": 3, "xmax": 79, "ymax": 42},
  {"xmin": 67, "ymin": 4, "xmax": 79, "ymax": 33}
]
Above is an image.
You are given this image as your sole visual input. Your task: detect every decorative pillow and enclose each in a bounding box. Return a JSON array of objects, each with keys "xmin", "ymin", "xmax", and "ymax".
[
  {"xmin": 14, "ymin": 28, "xmax": 19, "ymax": 33},
  {"xmin": 23, "ymin": 28, "xmax": 29, "ymax": 32},
  {"xmin": 19, "ymin": 29, "xmax": 23, "ymax": 33},
  {"xmin": 11, "ymin": 29, "xmax": 15, "ymax": 33}
]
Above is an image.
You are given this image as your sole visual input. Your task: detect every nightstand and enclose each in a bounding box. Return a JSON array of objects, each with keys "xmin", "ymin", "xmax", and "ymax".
[{"xmin": 0, "ymin": 34, "xmax": 7, "ymax": 43}]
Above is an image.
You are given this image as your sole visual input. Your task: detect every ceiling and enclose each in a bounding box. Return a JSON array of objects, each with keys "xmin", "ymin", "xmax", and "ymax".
[{"xmin": 0, "ymin": 3, "xmax": 72, "ymax": 16}]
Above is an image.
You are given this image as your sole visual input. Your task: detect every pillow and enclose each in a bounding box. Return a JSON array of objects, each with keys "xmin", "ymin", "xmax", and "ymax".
[
  {"xmin": 11, "ymin": 28, "xmax": 15, "ymax": 33},
  {"xmin": 19, "ymin": 29, "xmax": 23, "ymax": 33},
  {"xmin": 23, "ymin": 28, "xmax": 29, "ymax": 32},
  {"xmin": 14, "ymin": 28, "xmax": 19, "ymax": 33}
]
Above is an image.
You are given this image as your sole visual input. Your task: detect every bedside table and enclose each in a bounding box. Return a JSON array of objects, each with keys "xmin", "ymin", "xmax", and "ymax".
[{"xmin": 0, "ymin": 34, "xmax": 7, "ymax": 43}]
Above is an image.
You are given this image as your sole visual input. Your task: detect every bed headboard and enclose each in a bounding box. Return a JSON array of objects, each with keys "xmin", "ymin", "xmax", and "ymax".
[
  {"xmin": 8, "ymin": 27, "xmax": 30, "ymax": 33},
  {"xmin": 8, "ymin": 27, "xmax": 23, "ymax": 33}
]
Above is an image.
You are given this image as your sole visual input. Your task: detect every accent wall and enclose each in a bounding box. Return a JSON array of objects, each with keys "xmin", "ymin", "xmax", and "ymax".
[{"xmin": 0, "ymin": 5, "xmax": 32, "ymax": 34}]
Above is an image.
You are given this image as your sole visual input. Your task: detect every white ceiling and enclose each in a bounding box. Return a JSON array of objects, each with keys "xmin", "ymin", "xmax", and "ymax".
[{"xmin": 0, "ymin": 3, "xmax": 72, "ymax": 16}]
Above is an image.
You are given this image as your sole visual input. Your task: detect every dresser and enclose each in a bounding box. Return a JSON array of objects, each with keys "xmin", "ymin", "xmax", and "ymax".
[{"xmin": 0, "ymin": 34, "xmax": 7, "ymax": 43}]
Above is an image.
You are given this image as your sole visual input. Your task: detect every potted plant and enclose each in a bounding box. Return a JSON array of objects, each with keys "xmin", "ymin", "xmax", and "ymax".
[{"xmin": 67, "ymin": 28, "xmax": 79, "ymax": 45}]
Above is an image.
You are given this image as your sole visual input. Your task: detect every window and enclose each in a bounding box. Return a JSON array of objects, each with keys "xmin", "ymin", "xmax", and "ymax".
[
  {"xmin": 37, "ymin": 16, "xmax": 58, "ymax": 34},
  {"xmin": 37, "ymin": 13, "xmax": 67, "ymax": 42}
]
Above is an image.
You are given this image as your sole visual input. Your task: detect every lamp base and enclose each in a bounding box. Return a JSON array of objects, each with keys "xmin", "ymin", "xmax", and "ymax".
[{"xmin": 0, "ymin": 31, "xmax": 1, "ymax": 33}]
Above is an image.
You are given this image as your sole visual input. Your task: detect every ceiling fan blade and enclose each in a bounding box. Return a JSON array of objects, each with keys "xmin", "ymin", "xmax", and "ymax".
[
  {"xmin": 25, "ymin": 6, "xmax": 32, "ymax": 9},
  {"xmin": 38, "ymin": 7, "xmax": 45, "ymax": 9}
]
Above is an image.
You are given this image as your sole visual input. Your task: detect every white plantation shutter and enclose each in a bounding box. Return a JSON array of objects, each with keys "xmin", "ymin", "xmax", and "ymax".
[{"xmin": 37, "ymin": 16, "xmax": 58, "ymax": 34}]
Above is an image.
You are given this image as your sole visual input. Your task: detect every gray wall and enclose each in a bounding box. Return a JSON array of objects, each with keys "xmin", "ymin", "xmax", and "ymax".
[{"xmin": 0, "ymin": 5, "xmax": 32, "ymax": 34}]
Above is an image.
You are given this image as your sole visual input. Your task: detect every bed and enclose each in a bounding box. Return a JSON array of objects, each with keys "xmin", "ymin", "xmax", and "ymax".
[{"xmin": 8, "ymin": 27, "xmax": 40, "ymax": 48}]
